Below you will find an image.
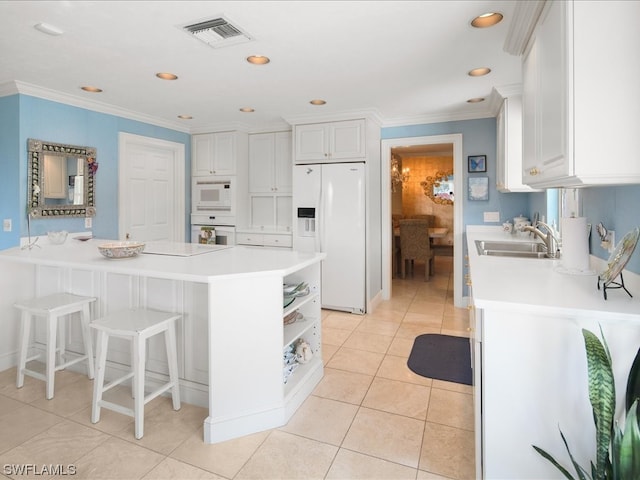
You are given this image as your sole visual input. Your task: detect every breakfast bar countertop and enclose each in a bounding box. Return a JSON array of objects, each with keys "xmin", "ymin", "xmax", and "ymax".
[{"xmin": 0, "ymin": 237, "xmax": 325, "ymax": 283}]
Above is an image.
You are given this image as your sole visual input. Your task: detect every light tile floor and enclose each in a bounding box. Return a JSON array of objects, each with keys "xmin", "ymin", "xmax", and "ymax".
[{"xmin": 0, "ymin": 256, "xmax": 474, "ymax": 480}]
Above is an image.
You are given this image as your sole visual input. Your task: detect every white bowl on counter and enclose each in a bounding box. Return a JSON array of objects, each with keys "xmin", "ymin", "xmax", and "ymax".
[
  {"xmin": 47, "ymin": 231, "xmax": 68, "ymax": 245},
  {"xmin": 98, "ymin": 241, "xmax": 145, "ymax": 259}
]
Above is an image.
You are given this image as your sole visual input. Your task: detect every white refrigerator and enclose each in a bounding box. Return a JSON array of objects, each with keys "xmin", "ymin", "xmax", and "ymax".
[{"xmin": 293, "ymin": 162, "xmax": 366, "ymax": 314}]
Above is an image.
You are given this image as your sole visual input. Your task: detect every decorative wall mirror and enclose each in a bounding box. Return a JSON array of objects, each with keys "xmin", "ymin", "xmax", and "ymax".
[
  {"xmin": 28, "ymin": 139, "xmax": 96, "ymax": 217},
  {"xmin": 420, "ymin": 170, "xmax": 454, "ymax": 205}
]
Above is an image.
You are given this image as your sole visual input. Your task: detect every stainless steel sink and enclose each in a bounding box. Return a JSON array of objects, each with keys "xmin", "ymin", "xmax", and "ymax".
[{"xmin": 474, "ymin": 240, "xmax": 550, "ymax": 258}]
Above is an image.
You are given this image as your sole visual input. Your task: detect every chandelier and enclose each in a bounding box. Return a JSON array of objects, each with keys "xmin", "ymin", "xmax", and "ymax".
[{"xmin": 391, "ymin": 154, "xmax": 410, "ymax": 193}]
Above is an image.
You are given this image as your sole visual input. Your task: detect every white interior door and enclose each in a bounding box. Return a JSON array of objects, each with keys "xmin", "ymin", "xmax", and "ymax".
[{"xmin": 119, "ymin": 133, "xmax": 185, "ymax": 242}]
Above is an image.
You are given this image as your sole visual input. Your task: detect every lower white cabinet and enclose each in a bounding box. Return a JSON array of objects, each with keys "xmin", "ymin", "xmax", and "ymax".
[{"xmin": 236, "ymin": 230, "xmax": 292, "ymax": 248}]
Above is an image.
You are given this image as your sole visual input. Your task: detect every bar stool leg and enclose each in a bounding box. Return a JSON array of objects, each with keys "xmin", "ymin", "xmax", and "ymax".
[
  {"xmin": 58, "ymin": 315, "xmax": 66, "ymax": 367},
  {"xmin": 80, "ymin": 304, "xmax": 95, "ymax": 379},
  {"xmin": 45, "ymin": 314, "xmax": 58, "ymax": 400},
  {"xmin": 16, "ymin": 311, "xmax": 31, "ymax": 389},
  {"xmin": 133, "ymin": 334, "xmax": 146, "ymax": 440},
  {"xmin": 91, "ymin": 330, "xmax": 109, "ymax": 424},
  {"xmin": 165, "ymin": 323, "xmax": 181, "ymax": 411}
]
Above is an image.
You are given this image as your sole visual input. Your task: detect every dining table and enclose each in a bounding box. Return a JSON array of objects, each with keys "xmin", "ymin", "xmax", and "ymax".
[{"xmin": 393, "ymin": 226, "xmax": 449, "ymax": 240}]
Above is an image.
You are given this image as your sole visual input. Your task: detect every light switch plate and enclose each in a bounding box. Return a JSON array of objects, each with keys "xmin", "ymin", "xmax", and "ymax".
[
  {"xmin": 3, "ymin": 219, "xmax": 11, "ymax": 232},
  {"xmin": 85, "ymin": 217, "xmax": 92, "ymax": 229},
  {"xmin": 483, "ymin": 211, "xmax": 500, "ymax": 223}
]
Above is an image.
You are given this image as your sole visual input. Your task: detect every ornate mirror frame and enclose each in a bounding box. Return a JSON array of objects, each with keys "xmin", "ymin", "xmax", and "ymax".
[
  {"xmin": 420, "ymin": 170, "xmax": 454, "ymax": 205},
  {"xmin": 28, "ymin": 139, "xmax": 96, "ymax": 218}
]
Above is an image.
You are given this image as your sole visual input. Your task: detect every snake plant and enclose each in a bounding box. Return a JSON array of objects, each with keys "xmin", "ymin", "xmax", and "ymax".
[{"xmin": 532, "ymin": 327, "xmax": 640, "ymax": 480}]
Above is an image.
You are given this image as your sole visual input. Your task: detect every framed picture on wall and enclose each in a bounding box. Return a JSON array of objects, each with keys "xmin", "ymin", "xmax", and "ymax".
[
  {"xmin": 468, "ymin": 155, "xmax": 487, "ymax": 173},
  {"xmin": 468, "ymin": 176, "xmax": 489, "ymax": 201}
]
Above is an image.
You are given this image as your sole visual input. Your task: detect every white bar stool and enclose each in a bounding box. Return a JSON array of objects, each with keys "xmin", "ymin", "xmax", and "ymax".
[
  {"xmin": 14, "ymin": 293, "xmax": 96, "ymax": 400},
  {"xmin": 90, "ymin": 308, "xmax": 181, "ymax": 439}
]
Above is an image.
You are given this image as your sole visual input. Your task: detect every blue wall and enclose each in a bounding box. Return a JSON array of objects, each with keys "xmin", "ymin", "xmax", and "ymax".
[
  {"xmin": 0, "ymin": 94, "xmax": 190, "ymax": 250},
  {"xmin": 582, "ymin": 185, "xmax": 640, "ymax": 274},
  {"xmin": 0, "ymin": 95, "xmax": 21, "ymax": 248}
]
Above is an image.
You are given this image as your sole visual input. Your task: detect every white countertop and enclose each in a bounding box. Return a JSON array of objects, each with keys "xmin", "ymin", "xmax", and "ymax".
[
  {"xmin": 0, "ymin": 238, "xmax": 324, "ymax": 283},
  {"xmin": 466, "ymin": 226, "xmax": 640, "ymax": 321}
]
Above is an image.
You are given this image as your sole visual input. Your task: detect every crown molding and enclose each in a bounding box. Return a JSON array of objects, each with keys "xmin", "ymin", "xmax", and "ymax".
[
  {"xmin": 189, "ymin": 121, "xmax": 252, "ymax": 134},
  {"xmin": 380, "ymin": 108, "xmax": 495, "ymax": 128},
  {"xmin": 246, "ymin": 121, "xmax": 293, "ymax": 134},
  {"xmin": 3, "ymin": 80, "xmax": 191, "ymax": 134},
  {"xmin": 504, "ymin": 0, "xmax": 546, "ymax": 56},
  {"xmin": 282, "ymin": 108, "xmax": 384, "ymax": 127},
  {"xmin": 487, "ymin": 83, "xmax": 523, "ymax": 115},
  {"xmin": 0, "ymin": 81, "xmax": 19, "ymax": 97}
]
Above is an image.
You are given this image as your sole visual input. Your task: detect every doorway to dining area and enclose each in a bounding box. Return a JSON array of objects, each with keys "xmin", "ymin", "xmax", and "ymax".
[
  {"xmin": 391, "ymin": 144, "xmax": 454, "ymax": 254},
  {"xmin": 381, "ymin": 134, "xmax": 463, "ymax": 308}
]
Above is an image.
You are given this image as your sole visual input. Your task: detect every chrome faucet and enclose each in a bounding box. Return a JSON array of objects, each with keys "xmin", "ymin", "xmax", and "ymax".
[{"xmin": 521, "ymin": 221, "xmax": 561, "ymax": 258}]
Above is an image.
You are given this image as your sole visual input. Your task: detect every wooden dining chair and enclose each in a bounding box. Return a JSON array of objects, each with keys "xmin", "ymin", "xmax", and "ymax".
[{"xmin": 399, "ymin": 219, "xmax": 434, "ymax": 281}]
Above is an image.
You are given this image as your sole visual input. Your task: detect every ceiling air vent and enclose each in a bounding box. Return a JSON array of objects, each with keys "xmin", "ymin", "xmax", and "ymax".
[{"xmin": 181, "ymin": 16, "xmax": 252, "ymax": 48}]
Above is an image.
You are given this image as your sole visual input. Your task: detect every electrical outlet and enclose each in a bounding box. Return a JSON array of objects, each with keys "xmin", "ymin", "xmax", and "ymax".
[
  {"xmin": 483, "ymin": 211, "xmax": 500, "ymax": 223},
  {"xmin": 2, "ymin": 219, "xmax": 11, "ymax": 232},
  {"xmin": 85, "ymin": 217, "xmax": 92, "ymax": 229}
]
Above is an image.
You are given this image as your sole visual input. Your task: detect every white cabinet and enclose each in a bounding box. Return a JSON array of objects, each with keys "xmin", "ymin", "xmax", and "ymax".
[
  {"xmin": 294, "ymin": 119, "xmax": 365, "ymax": 164},
  {"xmin": 521, "ymin": 0, "xmax": 640, "ymax": 187},
  {"xmin": 248, "ymin": 195, "xmax": 292, "ymax": 232},
  {"xmin": 496, "ymin": 92, "xmax": 540, "ymax": 193},
  {"xmin": 236, "ymin": 230, "xmax": 292, "ymax": 248},
  {"xmin": 249, "ymin": 131, "xmax": 292, "ymax": 193},
  {"xmin": 281, "ymin": 263, "xmax": 322, "ymax": 410},
  {"xmin": 192, "ymin": 131, "xmax": 247, "ymax": 176},
  {"xmin": 469, "ymin": 302, "xmax": 483, "ymax": 480},
  {"xmin": 248, "ymin": 131, "xmax": 293, "ymax": 232}
]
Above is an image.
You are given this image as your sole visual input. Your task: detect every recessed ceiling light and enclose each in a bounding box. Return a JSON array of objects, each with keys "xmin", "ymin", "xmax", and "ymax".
[
  {"xmin": 34, "ymin": 22, "xmax": 63, "ymax": 36},
  {"xmin": 468, "ymin": 67, "xmax": 491, "ymax": 77},
  {"xmin": 239, "ymin": 107, "xmax": 255, "ymax": 113},
  {"xmin": 177, "ymin": 115, "xmax": 193, "ymax": 120},
  {"xmin": 467, "ymin": 97, "xmax": 485, "ymax": 103},
  {"xmin": 246, "ymin": 55, "xmax": 270, "ymax": 65},
  {"xmin": 310, "ymin": 99, "xmax": 326, "ymax": 105},
  {"xmin": 471, "ymin": 12, "xmax": 503, "ymax": 28},
  {"xmin": 81, "ymin": 86, "xmax": 102, "ymax": 93},
  {"xmin": 156, "ymin": 72, "xmax": 178, "ymax": 80}
]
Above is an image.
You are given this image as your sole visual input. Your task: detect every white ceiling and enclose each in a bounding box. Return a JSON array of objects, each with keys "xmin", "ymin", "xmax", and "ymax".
[{"xmin": 0, "ymin": 1, "xmax": 523, "ymax": 133}]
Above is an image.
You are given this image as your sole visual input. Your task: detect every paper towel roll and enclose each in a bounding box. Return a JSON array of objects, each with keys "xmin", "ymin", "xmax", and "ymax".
[{"xmin": 561, "ymin": 217, "xmax": 590, "ymax": 272}]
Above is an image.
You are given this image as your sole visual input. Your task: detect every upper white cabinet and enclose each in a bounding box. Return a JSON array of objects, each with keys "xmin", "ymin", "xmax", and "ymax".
[
  {"xmin": 294, "ymin": 119, "xmax": 365, "ymax": 164},
  {"xmin": 495, "ymin": 92, "xmax": 540, "ymax": 193},
  {"xmin": 192, "ymin": 131, "xmax": 247, "ymax": 176},
  {"xmin": 521, "ymin": 0, "xmax": 640, "ymax": 187},
  {"xmin": 249, "ymin": 131, "xmax": 292, "ymax": 193}
]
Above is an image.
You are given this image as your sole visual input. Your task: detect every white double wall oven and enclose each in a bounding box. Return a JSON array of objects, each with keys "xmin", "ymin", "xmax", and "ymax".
[{"xmin": 191, "ymin": 176, "xmax": 237, "ymax": 245}]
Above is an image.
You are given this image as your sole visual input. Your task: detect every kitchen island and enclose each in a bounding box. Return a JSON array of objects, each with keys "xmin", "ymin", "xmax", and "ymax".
[
  {"xmin": 0, "ymin": 238, "xmax": 325, "ymax": 444},
  {"xmin": 466, "ymin": 226, "xmax": 640, "ymax": 479}
]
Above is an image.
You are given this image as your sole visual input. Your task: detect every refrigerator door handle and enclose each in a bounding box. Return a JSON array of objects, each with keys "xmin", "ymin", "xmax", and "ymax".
[{"xmin": 317, "ymin": 183, "xmax": 323, "ymax": 252}]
